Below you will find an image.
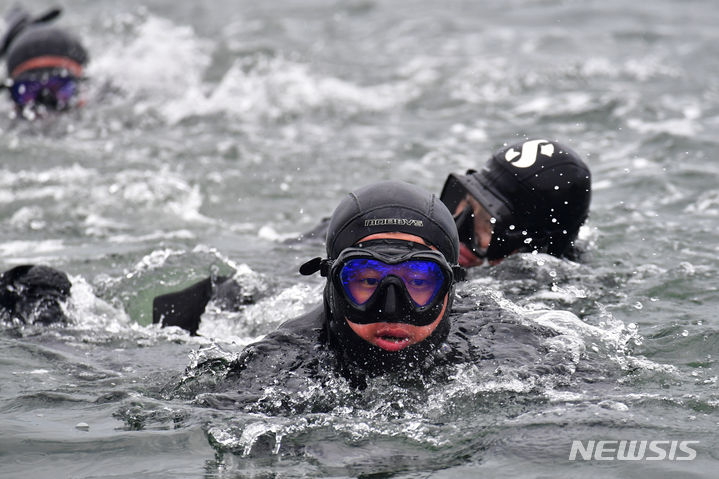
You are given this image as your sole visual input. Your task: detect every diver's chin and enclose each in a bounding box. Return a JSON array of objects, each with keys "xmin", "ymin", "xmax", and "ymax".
[
  {"xmin": 344, "ymin": 297, "xmax": 448, "ymax": 352},
  {"xmin": 345, "ymin": 315, "xmax": 445, "ymax": 352}
]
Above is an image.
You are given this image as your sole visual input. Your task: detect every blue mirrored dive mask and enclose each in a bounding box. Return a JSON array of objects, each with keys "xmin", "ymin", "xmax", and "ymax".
[
  {"xmin": 340, "ymin": 257, "xmax": 445, "ymax": 308},
  {"xmin": 9, "ymin": 75, "xmax": 78, "ymax": 108}
]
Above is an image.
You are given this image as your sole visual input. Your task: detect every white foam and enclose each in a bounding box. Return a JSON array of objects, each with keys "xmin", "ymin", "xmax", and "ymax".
[
  {"xmin": 471, "ymin": 287, "xmax": 648, "ymax": 373},
  {"xmin": 257, "ymin": 225, "xmax": 301, "ymax": 242},
  {"xmin": 0, "ymin": 239, "xmax": 65, "ymax": 258},
  {"xmin": 627, "ymin": 117, "xmax": 700, "ymax": 137},
  {"xmin": 198, "ymin": 283, "xmax": 321, "ymax": 340},
  {"xmin": 89, "ymin": 15, "xmax": 211, "ymax": 99},
  {"xmin": 685, "ymin": 190, "xmax": 719, "ymax": 215},
  {"xmin": 65, "ymin": 275, "xmax": 132, "ymax": 333},
  {"xmin": 159, "ymin": 55, "xmax": 418, "ymax": 124}
]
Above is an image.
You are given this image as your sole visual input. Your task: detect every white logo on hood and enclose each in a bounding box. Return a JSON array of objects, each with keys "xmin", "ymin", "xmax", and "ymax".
[
  {"xmin": 364, "ymin": 218, "xmax": 424, "ymax": 227},
  {"xmin": 504, "ymin": 139, "xmax": 555, "ymax": 168}
]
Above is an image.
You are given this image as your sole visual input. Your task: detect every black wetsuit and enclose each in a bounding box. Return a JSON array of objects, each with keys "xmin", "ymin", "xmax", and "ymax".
[{"xmin": 168, "ymin": 292, "xmax": 571, "ymax": 412}]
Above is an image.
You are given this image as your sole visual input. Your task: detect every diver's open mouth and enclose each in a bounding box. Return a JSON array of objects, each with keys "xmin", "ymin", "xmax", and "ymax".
[
  {"xmin": 374, "ymin": 327, "xmax": 412, "ymax": 351},
  {"xmin": 379, "ymin": 334, "xmax": 408, "ymax": 342}
]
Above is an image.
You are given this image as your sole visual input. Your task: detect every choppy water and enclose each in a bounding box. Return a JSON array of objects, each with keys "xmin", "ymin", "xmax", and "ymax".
[{"xmin": 2, "ymin": 0, "xmax": 718, "ymax": 477}]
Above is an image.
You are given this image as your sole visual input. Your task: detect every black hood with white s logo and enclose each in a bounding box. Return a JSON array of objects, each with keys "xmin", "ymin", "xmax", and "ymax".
[{"xmin": 441, "ymin": 139, "xmax": 592, "ymax": 259}]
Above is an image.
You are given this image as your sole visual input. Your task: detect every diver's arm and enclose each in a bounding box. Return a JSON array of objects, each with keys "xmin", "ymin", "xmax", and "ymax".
[{"xmin": 152, "ymin": 276, "xmax": 233, "ymax": 335}]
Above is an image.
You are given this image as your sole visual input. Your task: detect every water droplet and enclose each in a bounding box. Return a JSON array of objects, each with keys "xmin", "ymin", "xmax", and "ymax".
[
  {"xmin": 509, "ymin": 225, "xmax": 515, "ymax": 230},
  {"xmin": 554, "ymin": 185, "xmax": 559, "ymax": 190},
  {"xmin": 633, "ymin": 302, "xmax": 643, "ymax": 310},
  {"xmin": 681, "ymin": 330, "xmax": 689, "ymax": 337},
  {"xmin": 549, "ymin": 270, "xmax": 557, "ymax": 278},
  {"xmin": 524, "ymin": 237, "xmax": 533, "ymax": 244},
  {"xmin": 489, "ymin": 217, "xmax": 496, "ymax": 224}
]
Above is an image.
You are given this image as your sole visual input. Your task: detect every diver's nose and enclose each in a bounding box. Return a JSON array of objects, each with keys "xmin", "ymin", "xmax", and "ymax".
[
  {"xmin": 37, "ymin": 88, "xmax": 58, "ymax": 109},
  {"xmin": 382, "ymin": 283, "xmax": 398, "ymax": 316}
]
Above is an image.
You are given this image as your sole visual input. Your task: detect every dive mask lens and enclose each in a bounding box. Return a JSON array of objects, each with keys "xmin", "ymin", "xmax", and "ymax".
[
  {"xmin": 10, "ymin": 76, "xmax": 78, "ymax": 107},
  {"xmin": 10, "ymin": 79, "xmax": 43, "ymax": 106},
  {"xmin": 340, "ymin": 258, "xmax": 445, "ymax": 307},
  {"xmin": 439, "ymin": 174, "xmax": 469, "ymax": 213},
  {"xmin": 46, "ymin": 76, "xmax": 78, "ymax": 104},
  {"xmin": 454, "ymin": 204, "xmax": 488, "ymax": 259}
]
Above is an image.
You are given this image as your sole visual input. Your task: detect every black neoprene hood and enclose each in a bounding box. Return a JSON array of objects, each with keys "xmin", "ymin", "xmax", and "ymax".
[
  {"xmin": 6, "ymin": 25, "xmax": 88, "ymax": 77},
  {"xmin": 325, "ymin": 180, "xmax": 460, "ymax": 264},
  {"xmin": 441, "ymin": 138, "xmax": 591, "ymax": 257}
]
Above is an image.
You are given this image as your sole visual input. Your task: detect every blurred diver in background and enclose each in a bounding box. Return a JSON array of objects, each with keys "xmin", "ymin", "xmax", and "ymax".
[
  {"xmin": 440, "ymin": 138, "xmax": 592, "ymax": 267},
  {"xmin": 0, "ymin": 264, "xmax": 71, "ymax": 325},
  {"xmin": 0, "ymin": 4, "xmax": 88, "ymax": 115}
]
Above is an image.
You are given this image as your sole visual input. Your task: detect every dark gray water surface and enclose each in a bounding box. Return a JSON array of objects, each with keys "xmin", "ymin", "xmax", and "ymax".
[{"xmin": 1, "ymin": 0, "xmax": 718, "ymax": 477}]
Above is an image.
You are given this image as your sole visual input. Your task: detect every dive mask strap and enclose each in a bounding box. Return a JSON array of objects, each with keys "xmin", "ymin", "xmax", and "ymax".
[
  {"xmin": 452, "ymin": 265, "xmax": 467, "ymax": 282},
  {"xmin": 299, "ymin": 257, "xmax": 333, "ymax": 277}
]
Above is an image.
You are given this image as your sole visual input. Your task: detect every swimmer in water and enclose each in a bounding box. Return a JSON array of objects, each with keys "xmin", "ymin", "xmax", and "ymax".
[
  {"xmin": 295, "ymin": 180, "xmax": 464, "ymax": 370},
  {"xmin": 0, "ymin": 5, "xmax": 88, "ymax": 114},
  {"xmin": 0, "ymin": 264, "xmax": 71, "ymax": 325},
  {"xmin": 440, "ymin": 138, "xmax": 591, "ymax": 267},
  {"xmin": 173, "ymin": 180, "xmax": 466, "ymax": 396},
  {"xmin": 174, "ymin": 181, "xmax": 572, "ymax": 401}
]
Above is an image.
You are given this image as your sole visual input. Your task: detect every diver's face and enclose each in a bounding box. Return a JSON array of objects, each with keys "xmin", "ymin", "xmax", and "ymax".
[
  {"xmin": 343, "ymin": 232, "xmax": 449, "ymax": 352},
  {"xmin": 452, "ymin": 195, "xmax": 500, "ymax": 267}
]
